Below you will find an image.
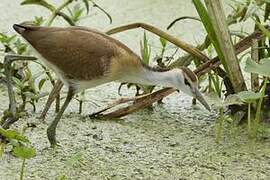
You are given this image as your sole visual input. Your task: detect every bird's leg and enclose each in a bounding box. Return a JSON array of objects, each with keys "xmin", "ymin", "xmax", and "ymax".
[
  {"xmin": 89, "ymin": 93, "xmax": 150, "ymax": 118},
  {"xmin": 47, "ymin": 88, "xmax": 74, "ymax": 147},
  {"xmin": 39, "ymin": 80, "xmax": 63, "ymax": 121}
]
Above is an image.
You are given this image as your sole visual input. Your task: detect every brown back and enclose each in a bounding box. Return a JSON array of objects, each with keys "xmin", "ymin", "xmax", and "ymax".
[{"xmin": 18, "ymin": 26, "xmax": 141, "ymax": 81}]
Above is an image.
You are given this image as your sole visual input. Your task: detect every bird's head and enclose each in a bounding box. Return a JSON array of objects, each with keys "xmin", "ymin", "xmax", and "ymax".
[{"xmin": 170, "ymin": 67, "xmax": 210, "ymax": 111}]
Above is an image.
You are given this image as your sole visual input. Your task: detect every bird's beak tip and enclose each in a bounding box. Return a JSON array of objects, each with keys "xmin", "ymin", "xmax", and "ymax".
[{"xmin": 194, "ymin": 88, "xmax": 211, "ymax": 112}]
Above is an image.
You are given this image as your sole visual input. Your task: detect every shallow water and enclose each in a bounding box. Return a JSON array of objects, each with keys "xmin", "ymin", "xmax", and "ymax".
[{"xmin": 1, "ymin": 0, "xmax": 270, "ymax": 179}]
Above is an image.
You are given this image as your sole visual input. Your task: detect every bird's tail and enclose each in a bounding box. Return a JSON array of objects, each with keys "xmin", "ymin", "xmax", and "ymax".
[{"xmin": 13, "ymin": 23, "xmax": 36, "ymax": 34}]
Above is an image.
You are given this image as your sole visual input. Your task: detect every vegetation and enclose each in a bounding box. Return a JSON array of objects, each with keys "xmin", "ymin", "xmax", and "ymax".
[
  {"xmin": 1, "ymin": 0, "xmax": 270, "ymax": 178},
  {"xmin": 0, "ymin": 0, "xmax": 111, "ymax": 179},
  {"xmin": 98, "ymin": 0, "xmax": 270, "ymax": 137}
]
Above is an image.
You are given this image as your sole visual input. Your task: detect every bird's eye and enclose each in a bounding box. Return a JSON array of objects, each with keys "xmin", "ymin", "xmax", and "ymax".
[{"xmin": 184, "ymin": 78, "xmax": 191, "ymax": 86}]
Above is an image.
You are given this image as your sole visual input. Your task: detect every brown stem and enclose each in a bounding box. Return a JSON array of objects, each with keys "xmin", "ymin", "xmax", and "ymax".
[
  {"xmin": 102, "ymin": 88, "xmax": 176, "ymax": 118},
  {"xmin": 195, "ymin": 26, "xmax": 269, "ymax": 77},
  {"xmin": 251, "ymin": 40, "xmax": 260, "ymax": 92},
  {"xmin": 57, "ymin": 12, "xmax": 76, "ymax": 26},
  {"xmin": 169, "ymin": 35, "xmax": 211, "ymax": 67},
  {"xmin": 89, "ymin": 93, "xmax": 152, "ymax": 117},
  {"xmin": 2, "ymin": 55, "xmax": 37, "ymax": 128},
  {"xmin": 98, "ymin": 27, "xmax": 268, "ymax": 118},
  {"xmin": 106, "ymin": 22, "xmax": 210, "ymax": 63},
  {"xmin": 90, "ymin": 0, "xmax": 112, "ymax": 24},
  {"xmin": 46, "ymin": 0, "xmax": 74, "ymax": 26},
  {"xmin": 107, "ymin": 23, "xmax": 232, "ymax": 91}
]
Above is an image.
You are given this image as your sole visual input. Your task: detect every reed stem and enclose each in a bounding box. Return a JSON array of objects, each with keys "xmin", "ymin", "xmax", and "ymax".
[{"xmin": 204, "ymin": 0, "xmax": 246, "ymax": 93}]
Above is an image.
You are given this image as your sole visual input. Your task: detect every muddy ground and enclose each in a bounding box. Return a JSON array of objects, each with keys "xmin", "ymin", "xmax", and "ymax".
[
  {"xmin": 1, "ymin": 0, "xmax": 270, "ymax": 179},
  {"xmin": 1, "ymin": 83, "xmax": 270, "ymax": 179}
]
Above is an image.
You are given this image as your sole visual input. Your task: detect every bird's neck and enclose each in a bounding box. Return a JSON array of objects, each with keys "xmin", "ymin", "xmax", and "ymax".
[{"xmin": 124, "ymin": 65, "xmax": 177, "ymax": 87}]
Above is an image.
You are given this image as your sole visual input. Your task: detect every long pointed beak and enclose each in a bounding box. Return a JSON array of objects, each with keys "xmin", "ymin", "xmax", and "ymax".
[{"xmin": 194, "ymin": 88, "xmax": 211, "ymax": 111}]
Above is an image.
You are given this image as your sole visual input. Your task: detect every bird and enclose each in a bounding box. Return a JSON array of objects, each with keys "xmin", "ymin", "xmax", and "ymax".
[{"xmin": 13, "ymin": 24, "xmax": 210, "ymax": 147}]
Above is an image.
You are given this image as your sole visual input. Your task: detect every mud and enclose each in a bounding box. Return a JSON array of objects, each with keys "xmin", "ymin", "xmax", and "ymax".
[{"xmin": 0, "ymin": 0, "xmax": 270, "ymax": 179}]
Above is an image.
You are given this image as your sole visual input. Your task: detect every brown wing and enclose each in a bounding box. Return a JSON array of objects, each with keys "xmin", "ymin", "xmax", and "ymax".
[{"xmin": 22, "ymin": 27, "xmax": 122, "ymax": 80}]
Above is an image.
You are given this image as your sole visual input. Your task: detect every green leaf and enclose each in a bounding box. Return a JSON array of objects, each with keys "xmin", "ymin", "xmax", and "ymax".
[
  {"xmin": 67, "ymin": 4, "xmax": 84, "ymax": 23},
  {"xmin": 14, "ymin": 38, "xmax": 27, "ymax": 54},
  {"xmin": 238, "ymin": 91, "xmax": 263, "ymax": 103},
  {"xmin": 245, "ymin": 57, "xmax": 270, "ymax": 76},
  {"xmin": 0, "ymin": 33, "xmax": 16, "ymax": 44},
  {"xmin": 73, "ymin": 4, "xmax": 84, "ymax": 22},
  {"xmin": 12, "ymin": 145, "xmax": 36, "ymax": 159},
  {"xmin": 23, "ymin": 92, "xmax": 39, "ymax": 100},
  {"xmin": 206, "ymin": 93, "xmax": 242, "ymax": 108},
  {"xmin": 82, "ymin": 0, "xmax": 89, "ymax": 14},
  {"xmin": 159, "ymin": 37, "xmax": 167, "ymax": 48},
  {"xmin": 223, "ymin": 94, "xmax": 243, "ymax": 106},
  {"xmin": 167, "ymin": 16, "xmax": 201, "ymax": 30},
  {"xmin": 34, "ymin": 16, "xmax": 45, "ymax": 26},
  {"xmin": 24, "ymin": 68, "xmax": 32, "ymax": 81},
  {"xmin": 21, "ymin": 0, "xmax": 55, "ymax": 11},
  {"xmin": 192, "ymin": 0, "xmax": 228, "ymax": 72},
  {"xmin": 0, "ymin": 143, "xmax": 5, "ymax": 157},
  {"xmin": 90, "ymin": 0, "xmax": 112, "ymax": 24},
  {"xmin": 140, "ymin": 31, "xmax": 151, "ymax": 65},
  {"xmin": 38, "ymin": 78, "xmax": 47, "ymax": 90},
  {"xmin": 0, "ymin": 128, "xmax": 29, "ymax": 142},
  {"xmin": 12, "ymin": 77, "xmax": 24, "ymax": 89},
  {"xmin": 255, "ymin": 21, "xmax": 270, "ymax": 38},
  {"xmin": 57, "ymin": 175, "xmax": 67, "ymax": 180}
]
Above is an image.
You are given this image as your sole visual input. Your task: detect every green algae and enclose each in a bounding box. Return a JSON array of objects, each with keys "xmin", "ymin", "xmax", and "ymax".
[
  {"xmin": 0, "ymin": 0, "xmax": 270, "ymax": 179},
  {"xmin": 1, "ymin": 89, "xmax": 270, "ymax": 179}
]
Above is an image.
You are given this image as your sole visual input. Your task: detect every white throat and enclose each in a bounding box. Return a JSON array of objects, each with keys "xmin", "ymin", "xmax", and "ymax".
[{"xmin": 122, "ymin": 67, "xmax": 182, "ymax": 88}]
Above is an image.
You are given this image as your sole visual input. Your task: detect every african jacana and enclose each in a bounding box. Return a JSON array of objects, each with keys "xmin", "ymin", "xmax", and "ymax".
[{"xmin": 13, "ymin": 24, "xmax": 210, "ymax": 147}]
